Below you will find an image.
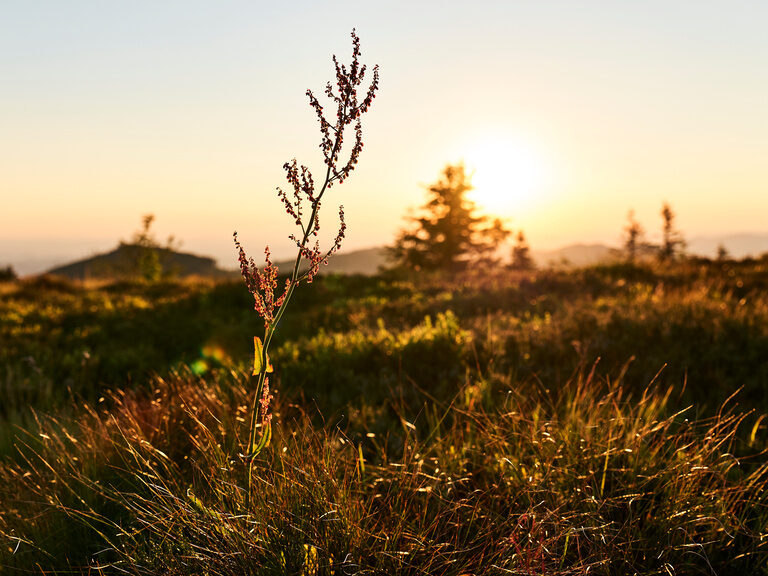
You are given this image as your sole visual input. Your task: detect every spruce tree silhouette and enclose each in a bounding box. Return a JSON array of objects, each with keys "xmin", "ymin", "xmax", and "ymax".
[
  {"xmin": 623, "ymin": 209, "xmax": 645, "ymax": 263},
  {"xmin": 511, "ymin": 230, "xmax": 534, "ymax": 270},
  {"xmin": 391, "ymin": 164, "xmax": 509, "ymax": 271},
  {"xmin": 659, "ymin": 202, "xmax": 686, "ymax": 262}
]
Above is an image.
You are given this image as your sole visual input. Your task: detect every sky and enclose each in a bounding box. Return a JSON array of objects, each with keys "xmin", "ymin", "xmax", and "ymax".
[{"xmin": 1, "ymin": 1, "xmax": 767, "ymax": 274}]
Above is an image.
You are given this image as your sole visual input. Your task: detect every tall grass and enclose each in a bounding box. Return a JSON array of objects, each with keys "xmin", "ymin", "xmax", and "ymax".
[
  {"xmin": 3, "ymin": 260, "xmax": 768, "ymax": 572},
  {"xmin": 2, "ymin": 358, "xmax": 768, "ymax": 574}
]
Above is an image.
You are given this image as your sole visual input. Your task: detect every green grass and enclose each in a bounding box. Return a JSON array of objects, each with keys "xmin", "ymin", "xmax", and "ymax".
[{"xmin": 2, "ymin": 259, "xmax": 768, "ymax": 573}]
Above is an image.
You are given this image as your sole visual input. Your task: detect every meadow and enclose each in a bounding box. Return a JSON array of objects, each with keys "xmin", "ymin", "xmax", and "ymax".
[{"xmin": 2, "ymin": 257, "xmax": 768, "ymax": 574}]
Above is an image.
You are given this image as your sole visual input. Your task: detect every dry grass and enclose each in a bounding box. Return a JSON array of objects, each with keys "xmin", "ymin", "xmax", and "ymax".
[
  {"xmin": 2, "ymin": 361, "xmax": 767, "ymax": 574},
  {"xmin": 2, "ymin": 260, "xmax": 768, "ymax": 573}
]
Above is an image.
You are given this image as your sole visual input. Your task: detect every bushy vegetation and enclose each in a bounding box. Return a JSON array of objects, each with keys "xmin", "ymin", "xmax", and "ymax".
[{"xmin": 2, "ymin": 259, "xmax": 768, "ymax": 573}]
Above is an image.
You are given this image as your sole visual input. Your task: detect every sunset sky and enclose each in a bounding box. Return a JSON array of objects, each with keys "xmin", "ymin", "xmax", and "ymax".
[{"xmin": 2, "ymin": 1, "xmax": 767, "ymax": 273}]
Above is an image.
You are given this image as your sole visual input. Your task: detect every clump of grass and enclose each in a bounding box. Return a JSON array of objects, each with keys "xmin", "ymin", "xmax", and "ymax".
[{"xmin": 3, "ymin": 363, "xmax": 767, "ymax": 574}]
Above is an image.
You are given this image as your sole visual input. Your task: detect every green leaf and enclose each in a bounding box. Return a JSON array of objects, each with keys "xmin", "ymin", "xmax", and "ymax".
[
  {"xmin": 253, "ymin": 336, "xmax": 273, "ymax": 375},
  {"xmin": 187, "ymin": 488, "xmax": 231, "ymax": 535},
  {"xmin": 254, "ymin": 420, "xmax": 272, "ymax": 454},
  {"xmin": 246, "ymin": 420, "xmax": 272, "ymax": 461}
]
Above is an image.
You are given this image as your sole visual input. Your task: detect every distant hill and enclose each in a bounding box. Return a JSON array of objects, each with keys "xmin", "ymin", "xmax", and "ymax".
[
  {"xmin": 273, "ymin": 244, "xmax": 618, "ymax": 273},
  {"xmin": 687, "ymin": 233, "xmax": 768, "ymax": 259},
  {"xmin": 47, "ymin": 243, "xmax": 235, "ymax": 281},
  {"xmin": 273, "ymin": 245, "xmax": 617, "ymax": 275},
  {"xmin": 46, "ymin": 244, "xmax": 390, "ymax": 281},
  {"xmin": 531, "ymin": 235, "xmax": 768, "ymax": 267},
  {"xmin": 532, "ymin": 243, "xmax": 616, "ymax": 268},
  {"xmin": 42, "ymin": 234, "xmax": 768, "ymax": 281},
  {"xmin": 274, "ymin": 247, "xmax": 389, "ymax": 276}
]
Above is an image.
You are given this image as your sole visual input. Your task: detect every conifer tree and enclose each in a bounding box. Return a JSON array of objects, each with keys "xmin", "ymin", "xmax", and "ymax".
[
  {"xmin": 510, "ymin": 230, "xmax": 534, "ymax": 270},
  {"xmin": 659, "ymin": 202, "xmax": 685, "ymax": 262},
  {"xmin": 623, "ymin": 209, "xmax": 645, "ymax": 263},
  {"xmin": 390, "ymin": 164, "xmax": 509, "ymax": 271}
]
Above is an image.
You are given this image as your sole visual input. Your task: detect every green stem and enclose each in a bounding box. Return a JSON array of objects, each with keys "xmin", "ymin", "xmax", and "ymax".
[
  {"xmin": 246, "ymin": 327, "xmax": 270, "ymax": 506},
  {"xmin": 245, "ymin": 88, "xmax": 354, "ymax": 507}
]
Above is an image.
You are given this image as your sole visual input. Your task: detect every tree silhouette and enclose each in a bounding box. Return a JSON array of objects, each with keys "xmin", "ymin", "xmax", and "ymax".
[
  {"xmin": 390, "ymin": 164, "xmax": 509, "ymax": 271},
  {"xmin": 623, "ymin": 209, "xmax": 645, "ymax": 263},
  {"xmin": 0, "ymin": 266, "xmax": 17, "ymax": 282},
  {"xmin": 510, "ymin": 230, "xmax": 534, "ymax": 270},
  {"xmin": 121, "ymin": 214, "xmax": 180, "ymax": 282},
  {"xmin": 659, "ymin": 202, "xmax": 685, "ymax": 262},
  {"xmin": 716, "ymin": 243, "xmax": 730, "ymax": 262}
]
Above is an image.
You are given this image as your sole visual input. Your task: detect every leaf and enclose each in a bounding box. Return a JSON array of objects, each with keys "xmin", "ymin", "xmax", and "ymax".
[
  {"xmin": 246, "ymin": 420, "xmax": 272, "ymax": 461},
  {"xmin": 254, "ymin": 420, "xmax": 272, "ymax": 454},
  {"xmin": 253, "ymin": 336, "xmax": 273, "ymax": 375},
  {"xmin": 187, "ymin": 488, "xmax": 232, "ymax": 535},
  {"xmin": 357, "ymin": 443, "xmax": 365, "ymax": 480}
]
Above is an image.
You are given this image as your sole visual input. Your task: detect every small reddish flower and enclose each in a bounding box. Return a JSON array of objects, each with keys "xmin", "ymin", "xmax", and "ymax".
[
  {"xmin": 236, "ymin": 29, "xmax": 378, "ymax": 305},
  {"xmin": 259, "ymin": 377, "xmax": 274, "ymax": 427},
  {"xmin": 234, "ymin": 234, "xmax": 289, "ymax": 328}
]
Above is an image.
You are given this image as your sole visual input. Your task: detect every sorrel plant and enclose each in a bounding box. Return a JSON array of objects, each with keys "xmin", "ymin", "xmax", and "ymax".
[{"xmin": 234, "ymin": 30, "xmax": 379, "ymax": 498}]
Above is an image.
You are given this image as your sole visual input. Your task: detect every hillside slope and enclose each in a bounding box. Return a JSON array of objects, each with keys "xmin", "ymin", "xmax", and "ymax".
[{"xmin": 47, "ymin": 243, "xmax": 235, "ymax": 280}]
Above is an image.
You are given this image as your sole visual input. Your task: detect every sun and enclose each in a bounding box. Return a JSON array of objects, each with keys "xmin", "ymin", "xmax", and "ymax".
[{"xmin": 462, "ymin": 136, "xmax": 547, "ymax": 217}]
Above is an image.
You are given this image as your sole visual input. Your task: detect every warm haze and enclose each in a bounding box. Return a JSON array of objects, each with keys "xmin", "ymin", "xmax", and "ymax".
[{"xmin": 2, "ymin": 1, "xmax": 767, "ymax": 274}]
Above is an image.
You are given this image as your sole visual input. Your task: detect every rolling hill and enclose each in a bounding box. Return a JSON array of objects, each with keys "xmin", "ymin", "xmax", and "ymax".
[
  {"xmin": 41, "ymin": 234, "xmax": 768, "ymax": 281},
  {"xmin": 47, "ymin": 243, "xmax": 235, "ymax": 281}
]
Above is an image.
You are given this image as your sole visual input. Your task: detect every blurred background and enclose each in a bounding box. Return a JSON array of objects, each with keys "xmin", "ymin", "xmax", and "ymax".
[{"xmin": 2, "ymin": 0, "xmax": 767, "ymax": 275}]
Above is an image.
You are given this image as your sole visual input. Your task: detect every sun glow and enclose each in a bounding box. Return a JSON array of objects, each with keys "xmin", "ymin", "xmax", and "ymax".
[{"xmin": 462, "ymin": 136, "xmax": 548, "ymax": 217}]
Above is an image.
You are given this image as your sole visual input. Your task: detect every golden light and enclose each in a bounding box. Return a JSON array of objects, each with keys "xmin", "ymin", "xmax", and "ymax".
[{"xmin": 462, "ymin": 136, "xmax": 548, "ymax": 217}]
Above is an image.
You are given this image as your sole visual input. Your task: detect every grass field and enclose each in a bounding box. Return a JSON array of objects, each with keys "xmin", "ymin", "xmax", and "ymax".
[{"xmin": 2, "ymin": 258, "xmax": 768, "ymax": 574}]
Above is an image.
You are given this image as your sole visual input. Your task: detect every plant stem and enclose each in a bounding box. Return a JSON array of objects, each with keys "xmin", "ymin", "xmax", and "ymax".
[
  {"xmin": 245, "ymin": 135, "xmax": 340, "ymax": 506},
  {"xmin": 243, "ymin": 58, "xmax": 364, "ymax": 507}
]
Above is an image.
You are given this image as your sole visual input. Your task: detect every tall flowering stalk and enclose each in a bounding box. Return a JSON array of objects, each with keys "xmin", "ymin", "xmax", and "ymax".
[{"xmin": 234, "ymin": 30, "xmax": 379, "ymax": 498}]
